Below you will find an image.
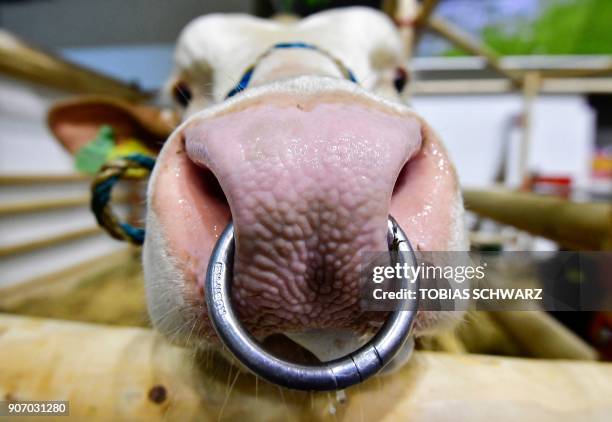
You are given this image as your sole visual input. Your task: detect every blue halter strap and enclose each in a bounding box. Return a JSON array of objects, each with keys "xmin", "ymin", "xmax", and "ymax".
[{"xmin": 226, "ymin": 42, "xmax": 358, "ymax": 99}]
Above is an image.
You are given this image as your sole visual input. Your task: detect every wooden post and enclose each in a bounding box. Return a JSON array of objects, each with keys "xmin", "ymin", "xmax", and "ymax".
[
  {"xmin": 390, "ymin": 0, "xmax": 419, "ymax": 60},
  {"xmin": 409, "ymin": 77, "xmax": 612, "ymax": 95},
  {"xmin": 412, "ymin": 0, "xmax": 441, "ymax": 45},
  {"xmin": 518, "ymin": 72, "xmax": 541, "ymax": 185},
  {"xmin": 0, "ymin": 226, "xmax": 103, "ymax": 258},
  {"xmin": 386, "ymin": 0, "xmax": 441, "ymax": 52}
]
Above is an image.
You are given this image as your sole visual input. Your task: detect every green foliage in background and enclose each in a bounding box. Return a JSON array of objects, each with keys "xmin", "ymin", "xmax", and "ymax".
[{"xmin": 447, "ymin": 0, "xmax": 612, "ymax": 56}]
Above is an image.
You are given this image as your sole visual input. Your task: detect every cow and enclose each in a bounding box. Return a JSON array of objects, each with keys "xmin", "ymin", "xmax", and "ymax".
[{"xmin": 48, "ymin": 6, "xmax": 467, "ymax": 384}]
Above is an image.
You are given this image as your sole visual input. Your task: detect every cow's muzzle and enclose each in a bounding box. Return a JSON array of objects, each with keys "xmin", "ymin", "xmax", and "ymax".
[{"xmin": 205, "ymin": 215, "xmax": 419, "ymax": 391}]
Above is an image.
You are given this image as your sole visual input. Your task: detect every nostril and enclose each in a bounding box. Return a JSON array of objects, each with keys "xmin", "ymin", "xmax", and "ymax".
[
  {"xmin": 392, "ymin": 159, "xmax": 412, "ymax": 197},
  {"xmin": 182, "ymin": 134, "xmax": 230, "ymax": 212},
  {"xmin": 199, "ymin": 167, "xmax": 228, "ymax": 207}
]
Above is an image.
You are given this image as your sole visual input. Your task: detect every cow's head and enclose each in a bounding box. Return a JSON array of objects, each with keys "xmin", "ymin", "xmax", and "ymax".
[{"xmin": 49, "ymin": 7, "xmax": 467, "ymax": 367}]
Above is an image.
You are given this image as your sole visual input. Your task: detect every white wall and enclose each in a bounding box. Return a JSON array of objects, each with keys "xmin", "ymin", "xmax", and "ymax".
[
  {"xmin": 412, "ymin": 94, "xmax": 595, "ymax": 189},
  {"xmin": 0, "ymin": 76, "xmax": 125, "ymax": 287},
  {"xmin": 0, "ymin": 77, "xmax": 71, "ymax": 173},
  {"xmin": 62, "ymin": 45, "xmax": 175, "ymax": 92}
]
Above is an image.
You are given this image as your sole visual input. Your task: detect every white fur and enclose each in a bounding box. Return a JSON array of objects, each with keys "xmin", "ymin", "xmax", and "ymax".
[
  {"xmin": 143, "ymin": 210, "xmax": 197, "ymax": 346},
  {"xmin": 171, "ymin": 7, "xmax": 403, "ymax": 110}
]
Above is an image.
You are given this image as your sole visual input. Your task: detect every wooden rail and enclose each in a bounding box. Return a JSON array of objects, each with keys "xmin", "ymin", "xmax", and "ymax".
[
  {"xmin": 463, "ymin": 189, "xmax": 612, "ymax": 250},
  {"xmin": 0, "ymin": 194, "xmax": 129, "ymax": 216},
  {"xmin": 0, "ymin": 196, "xmax": 90, "ymax": 215},
  {"xmin": 410, "ymin": 77, "xmax": 612, "ymax": 95},
  {"xmin": 0, "ymin": 174, "xmax": 90, "ymax": 185},
  {"xmin": 0, "ymin": 226, "xmax": 104, "ymax": 257},
  {"xmin": 0, "ymin": 30, "xmax": 149, "ymax": 101},
  {"xmin": 0, "ymin": 314, "xmax": 611, "ymax": 421}
]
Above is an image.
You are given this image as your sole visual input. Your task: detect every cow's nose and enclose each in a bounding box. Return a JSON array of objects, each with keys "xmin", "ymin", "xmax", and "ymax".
[{"xmin": 183, "ymin": 92, "xmax": 422, "ymax": 337}]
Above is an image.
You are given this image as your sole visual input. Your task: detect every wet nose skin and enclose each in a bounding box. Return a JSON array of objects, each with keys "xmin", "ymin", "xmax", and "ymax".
[
  {"xmin": 179, "ymin": 94, "xmax": 421, "ymax": 337},
  {"xmin": 147, "ymin": 90, "xmax": 421, "ymax": 335},
  {"xmin": 146, "ymin": 79, "xmax": 463, "ymax": 344}
]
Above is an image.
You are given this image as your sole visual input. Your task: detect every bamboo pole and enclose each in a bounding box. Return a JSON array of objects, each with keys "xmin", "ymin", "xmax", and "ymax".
[
  {"xmin": 0, "ymin": 194, "xmax": 129, "ymax": 216},
  {"xmin": 463, "ymin": 189, "xmax": 612, "ymax": 250},
  {"xmin": 0, "ymin": 197, "xmax": 89, "ymax": 215},
  {"xmin": 0, "ymin": 226, "xmax": 103, "ymax": 257},
  {"xmin": 427, "ymin": 17, "xmax": 523, "ymax": 86},
  {"xmin": 0, "ymin": 174, "xmax": 90, "ymax": 185},
  {"xmin": 0, "ymin": 30, "xmax": 149, "ymax": 101},
  {"xmin": 0, "ymin": 314, "xmax": 611, "ymax": 421}
]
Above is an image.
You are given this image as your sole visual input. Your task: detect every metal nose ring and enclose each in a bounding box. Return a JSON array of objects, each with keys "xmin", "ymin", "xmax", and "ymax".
[{"xmin": 204, "ymin": 215, "xmax": 419, "ymax": 391}]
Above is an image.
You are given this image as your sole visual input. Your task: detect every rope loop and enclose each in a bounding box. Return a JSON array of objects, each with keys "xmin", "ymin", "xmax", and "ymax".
[{"xmin": 91, "ymin": 153, "xmax": 155, "ymax": 245}]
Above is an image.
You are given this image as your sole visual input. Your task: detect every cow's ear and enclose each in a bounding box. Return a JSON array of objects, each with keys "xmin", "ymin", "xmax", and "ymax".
[{"xmin": 47, "ymin": 96, "xmax": 178, "ymax": 154}]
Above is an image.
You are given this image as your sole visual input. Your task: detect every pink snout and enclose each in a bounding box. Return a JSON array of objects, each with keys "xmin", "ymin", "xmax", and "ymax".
[{"xmin": 145, "ymin": 87, "xmax": 462, "ymax": 343}]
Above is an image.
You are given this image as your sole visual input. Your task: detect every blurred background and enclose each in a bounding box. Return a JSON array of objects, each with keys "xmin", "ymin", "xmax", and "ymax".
[{"xmin": 0, "ymin": 0, "xmax": 611, "ymax": 360}]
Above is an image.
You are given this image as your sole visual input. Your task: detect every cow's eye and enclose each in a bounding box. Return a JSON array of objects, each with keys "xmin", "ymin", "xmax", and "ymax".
[
  {"xmin": 393, "ymin": 67, "xmax": 409, "ymax": 93},
  {"xmin": 172, "ymin": 81, "xmax": 192, "ymax": 107}
]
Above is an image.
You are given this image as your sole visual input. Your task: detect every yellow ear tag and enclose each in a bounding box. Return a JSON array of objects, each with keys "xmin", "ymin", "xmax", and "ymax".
[{"xmin": 108, "ymin": 139, "xmax": 156, "ymax": 178}]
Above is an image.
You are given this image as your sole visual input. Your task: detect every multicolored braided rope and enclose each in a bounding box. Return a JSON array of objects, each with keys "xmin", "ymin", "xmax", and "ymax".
[{"xmin": 91, "ymin": 153, "xmax": 155, "ymax": 245}]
